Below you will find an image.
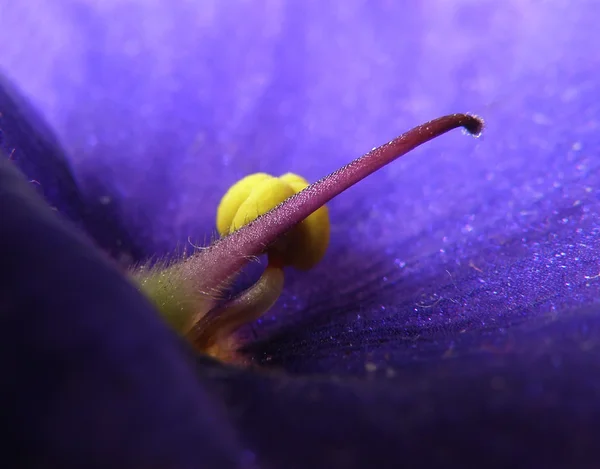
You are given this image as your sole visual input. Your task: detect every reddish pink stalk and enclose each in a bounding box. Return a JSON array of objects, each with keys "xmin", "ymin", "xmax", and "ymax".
[{"xmin": 182, "ymin": 113, "xmax": 483, "ymax": 293}]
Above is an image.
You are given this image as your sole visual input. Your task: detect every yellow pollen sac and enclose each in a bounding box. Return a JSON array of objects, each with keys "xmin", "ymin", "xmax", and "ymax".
[{"xmin": 216, "ymin": 172, "xmax": 330, "ymax": 270}]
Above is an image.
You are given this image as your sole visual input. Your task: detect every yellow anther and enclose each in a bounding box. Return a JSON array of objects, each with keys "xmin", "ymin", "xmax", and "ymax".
[
  {"xmin": 216, "ymin": 173, "xmax": 272, "ymax": 235},
  {"xmin": 230, "ymin": 177, "xmax": 296, "ymax": 233},
  {"xmin": 216, "ymin": 172, "xmax": 330, "ymax": 270}
]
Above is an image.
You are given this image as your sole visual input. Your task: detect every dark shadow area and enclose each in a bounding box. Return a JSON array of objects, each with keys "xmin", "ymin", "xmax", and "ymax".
[{"xmin": 197, "ymin": 300, "xmax": 600, "ymax": 469}]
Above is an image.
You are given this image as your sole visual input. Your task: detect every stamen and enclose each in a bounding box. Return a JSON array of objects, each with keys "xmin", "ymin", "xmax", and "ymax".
[
  {"xmin": 133, "ymin": 113, "xmax": 484, "ymax": 356},
  {"xmin": 188, "ymin": 256, "xmax": 285, "ymax": 356}
]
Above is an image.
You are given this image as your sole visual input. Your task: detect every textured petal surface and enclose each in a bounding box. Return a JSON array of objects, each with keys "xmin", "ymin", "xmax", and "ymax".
[
  {"xmin": 2, "ymin": 0, "xmax": 600, "ymax": 467},
  {"xmin": 0, "ymin": 77, "xmax": 146, "ymax": 262}
]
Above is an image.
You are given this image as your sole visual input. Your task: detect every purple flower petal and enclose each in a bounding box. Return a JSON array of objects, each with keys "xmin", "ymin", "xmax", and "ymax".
[
  {"xmin": 0, "ymin": 75, "xmax": 147, "ymax": 263},
  {"xmin": 0, "ymin": 148, "xmax": 247, "ymax": 467},
  {"xmin": 3, "ymin": 1, "xmax": 600, "ymax": 467}
]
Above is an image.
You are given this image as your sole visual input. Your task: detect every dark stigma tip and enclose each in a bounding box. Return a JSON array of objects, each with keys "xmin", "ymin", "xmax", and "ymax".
[{"xmin": 462, "ymin": 114, "xmax": 484, "ymax": 136}]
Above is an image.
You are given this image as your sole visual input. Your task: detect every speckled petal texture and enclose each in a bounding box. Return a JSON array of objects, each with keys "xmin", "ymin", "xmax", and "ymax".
[{"xmin": 2, "ymin": 0, "xmax": 600, "ymax": 468}]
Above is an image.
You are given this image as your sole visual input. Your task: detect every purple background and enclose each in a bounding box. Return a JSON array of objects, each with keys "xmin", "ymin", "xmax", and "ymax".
[{"xmin": 2, "ymin": 1, "xmax": 600, "ymax": 467}]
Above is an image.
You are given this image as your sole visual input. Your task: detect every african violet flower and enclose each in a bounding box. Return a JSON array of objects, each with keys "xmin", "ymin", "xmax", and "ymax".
[{"xmin": 2, "ymin": 1, "xmax": 600, "ymax": 468}]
